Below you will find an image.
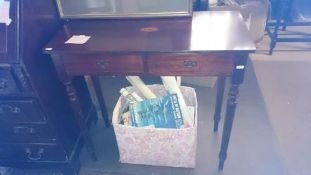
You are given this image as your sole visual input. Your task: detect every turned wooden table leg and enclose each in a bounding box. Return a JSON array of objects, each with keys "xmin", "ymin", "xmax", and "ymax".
[
  {"xmin": 91, "ymin": 76, "xmax": 110, "ymax": 127},
  {"xmin": 64, "ymin": 81, "xmax": 97, "ymax": 161},
  {"xmin": 218, "ymin": 54, "xmax": 247, "ymax": 170},
  {"xmin": 218, "ymin": 84, "xmax": 239, "ymax": 170},
  {"xmin": 213, "ymin": 76, "xmax": 226, "ymax": 132},
  {"xmin": 51, "ymin": 55, "xmax": 97, "ymax": 161}
]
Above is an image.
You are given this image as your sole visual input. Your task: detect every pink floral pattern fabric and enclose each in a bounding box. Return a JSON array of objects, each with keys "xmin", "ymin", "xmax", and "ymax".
[{"xmin": 112, "ymin": 85, "xmax": 198, "ymax": 168}]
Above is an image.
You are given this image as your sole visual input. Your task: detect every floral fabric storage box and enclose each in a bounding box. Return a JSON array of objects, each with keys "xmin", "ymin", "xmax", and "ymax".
[{"xmin": 112, "ymin": 85, "xmax": 198, "ymax": 168}]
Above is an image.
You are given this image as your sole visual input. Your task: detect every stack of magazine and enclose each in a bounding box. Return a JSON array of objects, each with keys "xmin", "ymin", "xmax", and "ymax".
[
  {"xmin": 119, "ymin": 76, "xmax": 194, "ymax": 129},
  {"xmin": 130, "ymin": 93, "xmax": 183, "ymax": 129}
]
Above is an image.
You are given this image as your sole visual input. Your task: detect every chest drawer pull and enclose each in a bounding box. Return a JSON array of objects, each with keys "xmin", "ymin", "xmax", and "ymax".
[
  {"xmin": 97, "ymin": 60, "xmax": 109, "ymax": 69},
  {"xmin": 183, "ymin": 60, "xmax": 198, "ymax": 68},
  {"xmin": 0, "ymin": 105, "xmax": 21, "ymax": 114},
  {"xmin": 25, "ymin": 148, "xmax": 44, "ymax": 161},
  {"xmin": 0, "ymin": 78, "xmax": 8, "ymax": 89},
  {"xmin": 13, "ymin": 126, "xmax": 36, "ymax": 134}
]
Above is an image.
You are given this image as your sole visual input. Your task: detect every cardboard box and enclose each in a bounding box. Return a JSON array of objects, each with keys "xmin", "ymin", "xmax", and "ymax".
[{"xmin": 112, "ymin": 85, "xmax": 198, "ymax": 168}]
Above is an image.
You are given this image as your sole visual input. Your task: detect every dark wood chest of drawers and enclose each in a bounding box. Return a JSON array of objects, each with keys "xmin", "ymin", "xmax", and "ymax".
[{"xmin": 0, "ymin": 0, "xmax": 94, "ymax": 174}]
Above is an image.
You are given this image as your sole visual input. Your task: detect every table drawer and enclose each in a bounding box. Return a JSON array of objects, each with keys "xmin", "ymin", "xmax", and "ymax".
[
  {"xmin": 0, "ymin": 123, "xmax": 56, "ymax": 143},
  {"xmin": 0, "ymin": 144, "xmax": 67, "ymax": 162},
  {"xmin": 63, "ymin": 55, "xmax": 144, "ymax": 75},
  {"xmin": 147, "ymin": 53, "xmax": 234, "ymax": 76},
  {"xmin": 0, "ymin": 99, "xmax": 46, "ymax": 123}
]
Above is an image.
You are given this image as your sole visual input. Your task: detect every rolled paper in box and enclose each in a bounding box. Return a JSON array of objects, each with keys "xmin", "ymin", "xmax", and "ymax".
[
  {"xmin": 126, "ymin": 76, "xmax": 157, "ymax": 99},
  {"xmin": 120, "ymin": 88, "xmax": 143, "ymax": 103},
  {"xmin": 161, "ymin": 76, "xmax": 193, "ymax": 128}
]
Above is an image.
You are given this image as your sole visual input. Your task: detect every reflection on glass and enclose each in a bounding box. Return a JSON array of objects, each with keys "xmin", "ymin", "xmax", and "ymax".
[
  {"xmin": 190, "ymin": 12, "xmax": 232, "ymax": 51},
  {"xmin": 57, "ymin": 0, "xmax": 192, "ymax": 18}
]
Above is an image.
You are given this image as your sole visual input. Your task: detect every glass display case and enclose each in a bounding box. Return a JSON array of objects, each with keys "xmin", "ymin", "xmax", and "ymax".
[{"xmin": 56, "ymin": 0, "xmax": 192, "ymax": 19}]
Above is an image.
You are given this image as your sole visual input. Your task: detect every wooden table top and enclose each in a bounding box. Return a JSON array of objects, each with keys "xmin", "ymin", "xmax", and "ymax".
[{"xmin": 44, "ymin": 11, "xmax": 256, "ymax": 54}]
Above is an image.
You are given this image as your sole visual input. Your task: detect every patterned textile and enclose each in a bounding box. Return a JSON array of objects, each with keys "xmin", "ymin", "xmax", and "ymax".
[{"xmin": 112, "ymin": 85, "xmax": 198, "ymax": 168}]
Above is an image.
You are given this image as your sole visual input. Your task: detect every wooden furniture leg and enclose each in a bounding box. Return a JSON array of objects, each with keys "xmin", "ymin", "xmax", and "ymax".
[
  {"xmin": 269, "ymin": 0, "xmax": 285, "ymax": 55},
  {"xmin": 51, "ymin": 55, "xmax": 97, "ymax": 161},
  {"xmin": 61, "ymin": 159, "xmax": 81, "ymax": 175},
  {"xmin": 218, "ymin": 54, "xmax": 247, "ymax": 170},
  {"xmin": 64, "ymin": 81, "xmax": 97, "ymax": 161},
  {"xmin": 91, "ymin": 76, "xmax": 110, "ymax": 127},
  {"xmin": 282, "ymin": 0, "xmax": 293, "ymax": 31},
  {"xmin": 218, "ymin": 84, "xmax": 239, "ymax": 170},
  {"xmin": 213, "ymin": 76, "xmax": 226, "ymax": 132}
]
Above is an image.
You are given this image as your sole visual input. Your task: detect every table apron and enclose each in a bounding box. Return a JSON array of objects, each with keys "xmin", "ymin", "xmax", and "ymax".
[{"xmin": 60, "ymin": 53, "xmax": 235, "ymax": 76}]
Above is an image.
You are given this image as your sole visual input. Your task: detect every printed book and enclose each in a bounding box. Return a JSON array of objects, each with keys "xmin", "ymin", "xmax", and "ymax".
[{"xmin": 129, "ymin": 93, "xmax": 184, "ymax": 129}]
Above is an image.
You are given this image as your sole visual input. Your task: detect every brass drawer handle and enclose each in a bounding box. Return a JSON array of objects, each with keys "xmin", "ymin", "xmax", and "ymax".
[
  {"xmin": 97, "ymin": 60, "xmax": 109, "ymax": 69},
  {"xmin": 25, "ymin": 148, "xmax": 44, "ymax": 161},
  {"xmin": 183, "ymin": 60, "xmax": 197, "ymax": 68},
  {"xmin": 0, "ymin": 105, "xmax": 21, "ymax": 114},
  {"xmin": 0, "ymin": 78, "xmax": 8, "ymax": 89}
]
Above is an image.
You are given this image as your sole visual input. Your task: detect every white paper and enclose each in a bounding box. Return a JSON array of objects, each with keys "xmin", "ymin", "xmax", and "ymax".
[
  {"xmin": 65, "ymin": 35, "xmax": 91, "ymax": 44},
  {"xmin": 125, "ymin": 76, "xmax": 157, "ymax": 99},
  {"xmin": 0, "ymin": 1, "xmax": 11, "ymax": 26}
]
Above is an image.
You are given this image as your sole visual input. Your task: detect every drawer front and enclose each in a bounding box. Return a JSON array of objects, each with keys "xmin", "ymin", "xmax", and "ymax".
[
  {"xmin": 147, "ymin": 53, "xmax": 234, "ymax": 76},
  {"xmin": 63, "ymin": 54, "xmax": 144, "ymax": 75},
  {"xmin": 0, "ymin": 123, "xmax": 56, "ymax": 143},
  {"xmin": 11, "ymin": 66, "xmax": 32, "ymax": 93},
  {"xmin": 0, "ymin": 99, "xmax": 46, "ymax": 123},
  {"xmin": 0, "ymin": 144, "xmax": 67, "ymax": 162},
  {"xmin": 0, "ymin": 66, "xmax": 32, "ymax": 95},
  {"xmin": 0, "ymin": 66, "xmax": 19, "ymax": 95}
]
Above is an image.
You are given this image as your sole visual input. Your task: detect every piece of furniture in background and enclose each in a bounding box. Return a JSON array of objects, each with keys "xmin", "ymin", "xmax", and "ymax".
[
  {"xmin": 210, "ymin": 0, "xmax": 269, "ymax": 44},
  {"xmin": 56, "ymin": 0, "xmax": 193, "ymax": 18},
  {"xmin": 44, "ymin": 11, "xmax": 255, "ymax": 170},
  {"xmin": 266, "ymin": 0, "xmax": 311, "ymax": 55},
  {"xmin": 194, "ymin": 0, "xmax": 209, "ymax": 11},
  {"xmin": 0, "ymin": 0, "xmax": 97, "ymax": 174}
]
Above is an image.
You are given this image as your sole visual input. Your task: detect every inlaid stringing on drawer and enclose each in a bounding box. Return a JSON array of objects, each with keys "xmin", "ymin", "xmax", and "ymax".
[{"xmin": 63, "ymin": 54, "xmax": 144, "ymax": 75}]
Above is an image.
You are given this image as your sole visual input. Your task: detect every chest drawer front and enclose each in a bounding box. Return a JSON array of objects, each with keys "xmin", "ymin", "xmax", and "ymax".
[
  {"xmin": 0, "ymin": 66, "xmax": 32, "ymax": 95},
  {"xmin": 0, "ymin": 99, "xmax": 46, "ymax": 123},
  {"xmin": 147, "ymin": 53, "xmax": 234, "ymax": 76},
  {"xmin": 0, "ymin": 66, "xmax": 19, "ymax": 95},
  {"xmin": 0, "ymin": 123, "xmax": 56, "ymax": 144},
  {"xmin": 0, "ymin": 144, "xmax": 67, "ymax": 162},
  {"xmin": 63, "ymin": 55, "xmax": 144, "ymax": 75}
]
